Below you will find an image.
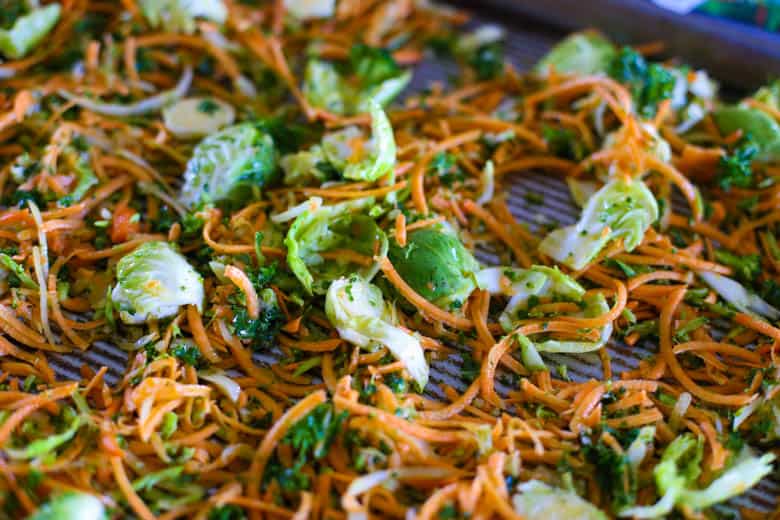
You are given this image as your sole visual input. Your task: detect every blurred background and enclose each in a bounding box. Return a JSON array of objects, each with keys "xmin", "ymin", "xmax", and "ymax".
[
  {"xmin": 466, "ymin": 0, "xmax": 780, "ymax": 89},
  {"xmin": 654, "ymin": 0, "xmax": 780, "ymax": 31}
]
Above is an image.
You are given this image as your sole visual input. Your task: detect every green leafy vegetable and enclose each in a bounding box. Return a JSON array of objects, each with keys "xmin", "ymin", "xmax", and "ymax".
[
  {"xmin": 454, "ymin": 25, "xmax": 505, "ymax": 80},
  {"xmin": 543, "ymin": 126, "xmax": 587, "ymax": 161},
  {"xmin": 387, "ymin": 227, "xmax": 480, "ymax": 310},
  {"xmin": 619, "ymin": 434, "xmax": 775, "ymax": 518},
  {"xmin": 714, "ymin": 250, "xmax": 760, "ymax": 283},
  {"xmin": 0, "ymin": 3, "xmax": 61, "ymax": 59},
  {"xmin": 539, "ymin": 178, "xmax": 658, "ymax": 270},
  {"xmin": 754, "ymin": 80, "xmax": 780, "ymax": 111},
  {"xmin": 715, "ymin": 136, "xmax": 759, "ymax": 191},
  {"xmin": 535, "ymin": 31, "xmax": 616, "ymax": 77},
  {"xmin": 477, "ymin": 266, "xmax": 584, "ymax": 330},
  {"xmin": 111, "ymin": 241, "xmax": 204, "ymax": 324},
  {"xmin": 170, "ymin": 341, "xmax": 204, "ymax": 367},
  {"xmin": 0, "ymin": 252, "xmax": 37, "ymax": 289},
  {"xmin": 350, "ymin": 44, "xmax": 401, "ymax": 88},
  {"xmin": 231, "ymin": 289, "xmax": 284, "ymax": 349},
  {"xmin": 208, "ymin": 505, "xmax": 246, "ymax": 520},
  {"xmin": 477, "ymin": 267, "xmax": 611, "ymax": 369},
  {"xmin": 58, "ymin": 150, "xmax": 98, "ymax": 207},
  {"xmin": 284, "ymin": 402, "xmax": 346, "ymax": 461},
  {"xmin": 140, "ymin": 0, "xmax": 226, "ymax": 34},
  {"xmin": 584, "ymin": 433, "xmax": 637, "ymax": 513},
  {"xmin": 468, "ymin": 42, "xmax": 504, "ymax": 80},
  {"xmin": 29, "ymin": 492, "xmax": 105, "ymax": 520},
  {"xmin": 281, "ymin": 102, "xmax": 395, "ymax": 184},
  {"xmin": 178, "ymin": 123, "xmax": 279, "ymax": 209},
  {"xmin": 302, "ymin": 46, "xmax": 411, "ymax": 116},
  {"xmin": 513, "ymin": 480, "xmax": 607, "ymax": 519},
  {"xmin": 609, "ymin": 47, "xmax": 675, "ymax": 118},
  {"xmin": 326, "ymin": 275, "xmax": 428, "ymax": 388},
  {"xmin": 284, "ymin": 198, "xmax": 387, "ymax": 294},
  {"xmin": 714, "ymin": 106, "xmax": 780, "ymax": 163},
  {"xmin": 264, "ymin": 402, "xmax": 345, "ymax": 494},
  {"xmin": 6, "ymin": 415, "xmax": 82, "ymax": 460},
  {"xmin": 342, "ymin": 101, "xmax": 397, "ymax": 182},
  {"xmin": 303, "ymin": 59, "xmax": 346, "ymax": 114}
]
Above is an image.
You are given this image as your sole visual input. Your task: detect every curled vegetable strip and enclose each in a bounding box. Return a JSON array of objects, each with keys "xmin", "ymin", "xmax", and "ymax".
[
  {"xmin": 342, "ymin": 466, "xmax": 455, "ymax": 520},
  {"xmin": 58, "ymin": 67, "xmax": 193, "ymax": 117},
  {"xmin": 199, "ymin": 371, "xmax": 241, "ymax": 403},
  {"xmin": 618, "ymin": 434, "xmax": 775, "ymax": 518},
  {"xmin": 285, "ymin": 197, "xmax": 387, "ymax": 294},
  {"xmin": 6, "ymin": 415, "xmax": 82, "ymax": 460},
  {"xmin": 343, "ymin": 100, "xmax": 397, "ymax": 182},
  {"xmin": 478, "ymin": 266, "xmax": 612, "ymax": 369},
  {"xmin": 539, "ymin": 177, "xmax": 658, "ymax": 270},
  {"xmin": 475, "ymin": 160, "xmax": 495, "ymax": 205},
  {"xmin": 477, "ymin": 265, "xmax": 584, "ymax": 331},
  {"xmin": 326, "ymin": 276, "xmax": 428, "ymax": 389},
  {"xmin": 699, "ymin": 271, "xmax": 780, "ymax": 320}
]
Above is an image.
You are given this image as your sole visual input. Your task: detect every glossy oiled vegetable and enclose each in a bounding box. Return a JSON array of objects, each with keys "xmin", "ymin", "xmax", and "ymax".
[
  {"xmin": 111, "ymin": 241, "xmax": 204, "ymax": 324},
  {"xmin": 29, "ymin": 493, "xmax": 105, "ymax": 520},
  {"xmin": 140, "ymin": 0, "xmax": 226, "ymax": 34},
  {"xmin": 178, "ymin": 122, "xmax": 279, "ymax": 209},
  {"xmin": 284, "ymin": 198, "xmax": 387, "ymax": 294},
  {"xmin": 387, "ymin": 227, "xmax": 480, "ymax": 309},
  {"xmin": 0, "ymin": 3, "xmax": 60, "ymax": 59},
  {"xmin": 534, "ymin": 31, "xmax": 616, "ymax": 77},
  {"xmin": 539, "ymin": 177, "xmax": 658, "ymax": 270},
  {"xmin": 2, "ymin": 5, "xmax": 780, "ymax": 520},
  {"xmin": 326, "ymin": 276, "xmax": 428, "ymax": 388},
  {"xmin": 713, "ymin": 106, "xmax": 780, "ymax": 162},
  {"xmin": 513, "ymin": 480, "xmax": 608, "ymax": 520}
]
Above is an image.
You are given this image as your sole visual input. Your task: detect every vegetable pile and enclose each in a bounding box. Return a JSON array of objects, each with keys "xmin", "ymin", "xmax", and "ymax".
[{"xmin": 0, "ymin": 1, "xmax": 779, "ymax": 519}]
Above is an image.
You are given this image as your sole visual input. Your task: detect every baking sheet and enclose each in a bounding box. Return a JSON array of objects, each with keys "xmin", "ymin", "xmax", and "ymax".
[{"xmin": 40, "ymin": 4, "xmax": 780, "ymax": 513}]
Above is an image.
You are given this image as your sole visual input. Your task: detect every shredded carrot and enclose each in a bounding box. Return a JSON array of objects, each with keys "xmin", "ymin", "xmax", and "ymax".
[
  {"xmin": 224, "ymin": 265, "xmax": 260, "ymax": 319},
  {"xmin": 379, "ymin": 256, "xmax": 473, "ymax": 330},
  {"xmin": 0, "ymin": 6, "xmax": 775, "ymax": 518}
]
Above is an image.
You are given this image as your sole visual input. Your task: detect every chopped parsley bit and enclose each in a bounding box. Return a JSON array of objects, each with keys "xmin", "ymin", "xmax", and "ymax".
[
  {"xmin": 542, "ymin": 126, "xmax": 587, "ymax": 160},
  {"xmin": 438, "ymin": 503, "xmax": 458, "ymax": 519},
  {"xmin": 208, "ymin": 505, "xmax": 246, "ymax": 520},
  {"xmin": 197, "ymin": 98, "xmax": 220, "ymax": 115},
  {"xmin": 170, "ymin": 342, "xmax": 205, "ymax": 367},
  {"xmin": 716, "ymin": 136, "xmax": 758, "ymax": 191},
  {"xmin": 714, "ymin": 250, "xmax": 761, "ymax": 283},
  {"xmin": 606, "ymin": 258, "xmax": 636, "ymax": 278},
  {"xmin": 461, "ymin": 352, "xmax": 481, "ymax": 382},
  {"xmin": 469, "ymin": 42, "xmax": 504, "ymax": 80},
  {"xmin": 608, "ymin": 47, "xmax": 675, "ymax": 118}
]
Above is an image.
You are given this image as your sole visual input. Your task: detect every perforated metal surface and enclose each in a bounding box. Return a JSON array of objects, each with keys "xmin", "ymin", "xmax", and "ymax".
[{"xmin": 41, "ymin": 6, "xmax": 780, "ymax": 513}]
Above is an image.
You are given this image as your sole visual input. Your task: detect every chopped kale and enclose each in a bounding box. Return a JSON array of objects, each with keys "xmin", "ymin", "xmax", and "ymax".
[
  {"xmin": 608, "ymin": 47, "xmax": 675, "ymax": 118},
  {"xmin": 716, "ymin": 136, "xmax": 758, "ymax": 191}
]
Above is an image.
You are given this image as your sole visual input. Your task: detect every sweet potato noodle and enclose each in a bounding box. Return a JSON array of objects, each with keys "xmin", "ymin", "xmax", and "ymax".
[{"xmin": 0, "ymin": 2, "xmax": 779, "ymax": 519}]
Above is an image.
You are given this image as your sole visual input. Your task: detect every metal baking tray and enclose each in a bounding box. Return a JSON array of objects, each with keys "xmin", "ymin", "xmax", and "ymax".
[{"xmin": 41, "ymin": 1, "xmax": 780, "ymax": 513}]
